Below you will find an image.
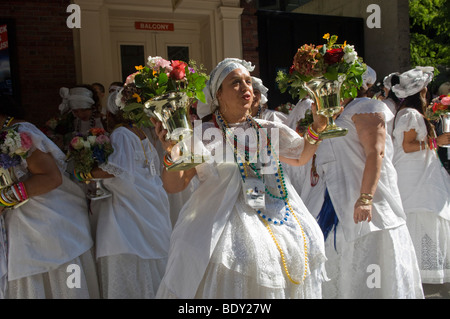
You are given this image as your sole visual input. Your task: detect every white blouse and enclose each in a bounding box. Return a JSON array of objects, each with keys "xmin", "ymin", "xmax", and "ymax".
[
  {"xmin": 93, "ymin": 127, "xmax": 172, "ymax": 260},
  {"xmin": 315, "ymin": 98, "xmax": 406, "ymax": 242},
  {"xmin": 5, "ymin": 122, "xmax": 93, "ymax": 281},
  {"xmin": 160, "ymin": 119, "xmax": 326, "ymax": 298},
  {"xmin": 392, "ymin": 108, "xmax": 450, "ymax": 220}
]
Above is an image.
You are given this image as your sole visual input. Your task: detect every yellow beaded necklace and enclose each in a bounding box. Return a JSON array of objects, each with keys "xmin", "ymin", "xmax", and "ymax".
[{"xmin": 216, "ymin": 111, "xmax": 309, "ymax": 285}]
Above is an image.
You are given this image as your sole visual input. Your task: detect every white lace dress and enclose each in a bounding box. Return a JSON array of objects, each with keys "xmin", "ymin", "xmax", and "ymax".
[
  {"xmin": 392, "ymin": 108, "xmax": 450, "ymax": 284},
  {"xmin": 91, "ymin": 127, "xmax": 172, "ymax": 298},
  {"xmin": 3, "ymin": 122, "xmax": 99, "ymax": 299},
  {"xmin": 156, "ymin": 119, "xmax": 327, "ymax": 299},
  {"xmin": 313, "ymin": 98, "xmax": 424, "ymax": 298}
]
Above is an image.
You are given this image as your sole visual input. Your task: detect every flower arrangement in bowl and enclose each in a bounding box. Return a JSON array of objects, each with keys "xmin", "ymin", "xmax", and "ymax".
[
  {"xmin": 276, "ymin": 34, "xmax": 367, "ymax": 139},
  {"xmin": 116, "ymin": 56, "xmax": 209, "ymax": 171},
  {"xmin": 66, "ymin": 128, "xmax": 114, "ymax": 200},
  {"xmin": 115, "ymin": 56, "xmax": 209, "ymax": 128},
  {"xmin": 0, "ymin": 127, "xmax": 32, "ymax": 171},
  {"xmin": 67, "ymin": 127, "xmax": 114, "ymax": 175},
  {"xmin": 426, "ymin": 94, "xmax": 450, "ymax": 121},
  {"xmin": 0, "ymin": 126, "xmax": 33, "ymax": 209}
]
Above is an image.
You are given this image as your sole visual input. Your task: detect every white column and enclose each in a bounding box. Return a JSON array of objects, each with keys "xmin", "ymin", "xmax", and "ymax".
[{"xmin": 216, "ymin": 6, "xmax": 244, "ymax": 60}]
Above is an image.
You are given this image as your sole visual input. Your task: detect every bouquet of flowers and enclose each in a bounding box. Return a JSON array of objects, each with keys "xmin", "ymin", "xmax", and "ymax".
[
  {"xmin": 66, "ymin": 128, "xmax": 114, "ymax": 175},
  {"xmin": 276, "ymin": 33, "xmax": 367, "ymax": 100},
  {"xmin": 115, "ymin": 56, "xmax": 208, "ymax": 127},
  {"xmin": 0, "ymin": 127, "xmax": 32, "ymax": 170},
  {"xmin": 426, "ymin": 94, "xmax": 450, "ymax": 121}
]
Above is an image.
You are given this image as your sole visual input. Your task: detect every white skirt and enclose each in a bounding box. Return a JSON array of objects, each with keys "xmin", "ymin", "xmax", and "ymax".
[
  {"xmin": 406, "ymin": 212, "xmax": 450, "ymax": 284},
  {"xmin": 6, "ymin": 249, "xmax": 100, "ymax": 299},
  {"xmin": 322, "ymin": 224, "xmax": 424, "ymax": 299},
  {"xmin": 98, "ymin": 254, "xmax": 167, "ymax": 299}
]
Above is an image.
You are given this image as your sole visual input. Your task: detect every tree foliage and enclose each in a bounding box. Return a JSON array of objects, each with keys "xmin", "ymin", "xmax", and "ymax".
[{"xmin": 409, "ymin": 0, "xmax": 450, "ymax": 70}]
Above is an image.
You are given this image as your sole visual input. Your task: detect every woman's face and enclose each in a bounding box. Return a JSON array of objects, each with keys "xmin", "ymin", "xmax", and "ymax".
[
  {"xmin": 217, "ymin": 68, "xmax": 253, "ymax": 120},
  {"xmin": 251, "ymin": 89, "xmax": 262, "ymax": 115},
  {"xmin": 72, "ymin": 108, "xmax": 93, "ymax": 121}
]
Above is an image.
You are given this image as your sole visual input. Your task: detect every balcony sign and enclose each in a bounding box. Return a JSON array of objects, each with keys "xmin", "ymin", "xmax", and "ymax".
[{"xmin": 135, "ymin": 22, "xmax": 174, "ymax": 31}]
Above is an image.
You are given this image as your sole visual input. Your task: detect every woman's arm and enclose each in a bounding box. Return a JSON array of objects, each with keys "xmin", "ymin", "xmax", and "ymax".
[
  {"xmin": 280, "ymin": 103, "xmax": 336, "ymax": 166},
  {"xmin": 23, "ymin": 148, "xmax": 63, "ymax": 197},
  {"xmin": 352, "ymin": 112, "xmax": 386, "ymax": 224},
  {"xmin": 152, "ymin": 119, "xmax": 198, "ymax": 194}
]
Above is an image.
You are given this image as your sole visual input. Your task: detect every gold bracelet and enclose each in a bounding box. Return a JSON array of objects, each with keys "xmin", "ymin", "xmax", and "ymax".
[
  {"xmin": 304, "ymin": 132, "xmax": 322, "ymax": 145},
  {"xmin": 360, "ymin": 193, "xmax": 373, "ymax": 200},
  {"xmin": 357, "ymin": 196, "xmax": 373, "ymax": 205}
]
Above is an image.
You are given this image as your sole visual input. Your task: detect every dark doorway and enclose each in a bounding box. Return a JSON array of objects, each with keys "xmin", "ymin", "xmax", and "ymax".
[{"xmin": 257, "ymin": 10, "xmax": 365, "ymax": 109}]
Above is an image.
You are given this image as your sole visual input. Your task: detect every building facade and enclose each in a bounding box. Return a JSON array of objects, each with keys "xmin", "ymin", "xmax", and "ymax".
[{"xmin": 1, "ymin": 0, "xmax": 410, "ymax": 126}]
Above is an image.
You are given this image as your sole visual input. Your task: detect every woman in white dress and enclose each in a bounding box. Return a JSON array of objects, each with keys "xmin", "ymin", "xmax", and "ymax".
[
  {"xmin": 391, "ymin": 67, "xmax": 450, "ymax": 285},
  {"xmin": 251, "ymin": 76, "xmax": 288, "ymax": 123},
  {"xmin": 0, "ymin": 95, "xmax": 99, "ymax": 299},
  {"xmin": 59, "ymin": 85, "xmax": 105, "ymax": 136},
  {"xmin": 154, "ymin": 58, "xmax": 328, "ymax": 299},
  {"xmin": 86, "ymin": 91, "xmax": 172, "ymax": 299},
  {"xmin": 310, "ymin": 67, "xmax": 424, "ymax": 298}
]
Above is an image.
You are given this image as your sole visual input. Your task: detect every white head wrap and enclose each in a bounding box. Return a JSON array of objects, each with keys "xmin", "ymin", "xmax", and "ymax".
[
  {"xmin": 362, "ymin": 65, "xmax": 377, "ymax": 90},
  {"xmin": 59, "ymin": 87, "xmax": 95, "ymax": 114},
  {"xmin": 252, "ymin": 76, "xmax": 268, "ymax": 105},
  {"xmin": 107, "ymin": 91, "xmax": 120, "ymax": 115},
  {"xmin": 391, "ymin": 66, "xmax": 434, "ymax": 99},
  {"xmin": 197, "ymin": 58, "xmax": 255, "ymax": 119},
  {"xmin": 383, "ymin": 72, "xmax": 400, "ymax": 90}
]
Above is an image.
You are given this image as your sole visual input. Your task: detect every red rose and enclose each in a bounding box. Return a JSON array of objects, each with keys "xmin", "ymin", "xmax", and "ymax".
[
  {"xmin": 324, "ymin": 48, "xmax": 344, "ymax": 65},
  {"xmin": 170, "ymin": 60, "xmax": 188, "ymax": 80}
]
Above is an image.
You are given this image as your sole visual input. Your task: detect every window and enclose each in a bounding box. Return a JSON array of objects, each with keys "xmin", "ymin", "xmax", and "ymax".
[
  {"xmin": 120, "ymin": 45, "xmax": 145, "ymax": 83},
  {"xmin": 167, "ymin": 46, "xmax": 189, "ymax": 62}
]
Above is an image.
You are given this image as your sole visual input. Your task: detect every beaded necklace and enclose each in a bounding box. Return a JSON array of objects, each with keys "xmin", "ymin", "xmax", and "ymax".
[
  {"xmin": 1, "ymin": 116, "xmax": 14, "ymax": 129},
  {"xmin": 215, "ymin": 110, "xmax": 308, "ymax": 284}
]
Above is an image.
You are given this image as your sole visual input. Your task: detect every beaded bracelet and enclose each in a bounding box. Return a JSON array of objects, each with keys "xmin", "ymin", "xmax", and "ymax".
[
  {"xmin": 163, "ymin": 153, "xmax": 174, "ymax": 169},
  {"xmin": 17, "ymin": 182, "xmax": 28, "ymax": 201},
  {"xmin": 304, "ymin": 124, "xmax": 322, "ymax": 145}
]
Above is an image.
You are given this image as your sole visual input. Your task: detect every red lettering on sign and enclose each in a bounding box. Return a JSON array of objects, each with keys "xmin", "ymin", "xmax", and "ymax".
[
  {"xmin": 0, "ymin": 24, "xmax": 8, "ymax": 51},
  {"xmin": 135, "ymin": 21, "xmax": 174, "ymax": 31}
]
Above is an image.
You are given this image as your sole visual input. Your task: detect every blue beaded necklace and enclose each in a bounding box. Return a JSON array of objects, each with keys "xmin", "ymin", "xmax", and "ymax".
[
  {"xmin": 215, "ymin": 111, "xmax": 292, "ymax": 225},
  {"xmin": 215, "ymin": 111, "xmax": 309, "ymax": 283}
]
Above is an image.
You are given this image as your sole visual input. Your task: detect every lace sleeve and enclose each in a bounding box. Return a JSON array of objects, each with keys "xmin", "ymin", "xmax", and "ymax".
[
  {"xmin": 258, "ymin": 119, "xmax": 304, "ymax": 159},
  {"xmin": 98, "ymin": 127, "xmax": 135, "ymax": 181}
]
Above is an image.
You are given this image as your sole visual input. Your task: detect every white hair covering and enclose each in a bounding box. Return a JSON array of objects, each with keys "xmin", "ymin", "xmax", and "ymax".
[
  {"xmin": 362, "ymin": 65, "xmax": 377, "ymax": 90},
  {"xmin": 383, "ymin": 72, "xmax": 400, "ymax": 90},
  {"xmin": 107, "ymin": 91, "xmax": 120, "ymax": 115},
  {"xmin": 197, "ymin": 58, "xmax": 255, "ymax": 119},
  {"xmin": 59, "ymin": 87, "xmax": 95, "ymax": 114},
  {"xmin": 391, "ymin": 66, "xmax": 434, "ymax": 99},
  {"xmin": 252, "ymin": 76, "xmax": 268, "ymax": 105}
]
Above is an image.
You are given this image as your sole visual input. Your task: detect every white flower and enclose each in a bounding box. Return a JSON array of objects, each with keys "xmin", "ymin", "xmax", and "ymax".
[
  {"xmin": 83, "ymin": 140, "xmax": 91, "ymax": 148},
  {"xmin": 343, "ymin": 45, "xmax": 358, "ymax": 64},
  {"xmin": 87, "ymin": 135, "xmax": 97, "ymax": 146},
  {"xmin": 115, "ymin": 90, "xmax": 126, "ymax": 108}
]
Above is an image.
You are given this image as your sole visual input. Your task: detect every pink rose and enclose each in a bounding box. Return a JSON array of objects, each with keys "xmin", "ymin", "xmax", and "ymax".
[
  {"xmin": 20, "ymin": 132, "xmax": 32, "ymax": 150},
  {"xmin": 126, "ymin": 72, "xmax": 139, "ymax": 85},
  {"xmin": 441, "ymin": 96, "xmax": 450, "ymax": 106},
  {"xmin": 169, "ymin": 60, "xmax": 187, "ymax": 80},
  {"xmin": 95, "ymin": 135, "xmax": 110, "ymax": 145},
  {"xmin": 70, "ymin": 136, "xmax": 85, "ymax": 150}
]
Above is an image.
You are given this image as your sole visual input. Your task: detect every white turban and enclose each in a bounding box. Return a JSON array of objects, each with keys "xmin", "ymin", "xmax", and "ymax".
[
  {"xmin": 107, "ymin": 91, "xmax": 120, "ymax": 115},
  {"xmin": 252, "ymin": 76, "xmax": 268, "ymax": 105},
  {"xmin": 383, "ymin": 72, "xmax": 400, "ymax": 90},
  {"xmin": 197, "ymin": 58, "xmax": 255, "ymax": 119},
  {"xmin": 391, "ymin": 66, "xmax": 434, "ymax": 99},
  {"xmin": 362, "ymin": 65, "xmax": 377, "ymax": 90},
  {"xmin": 59, "ymin": 87, "xmax": 95, "ymax": 114}
]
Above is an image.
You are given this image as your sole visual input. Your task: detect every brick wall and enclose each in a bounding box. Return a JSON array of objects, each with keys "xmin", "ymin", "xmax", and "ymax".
[
  {"xmin": 0, "ymin": 0, "xmax": 76, "ymax": 127},
  {"xmin": 240, "ymin": 0, "xmax": 260, "ymax": 77}
]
